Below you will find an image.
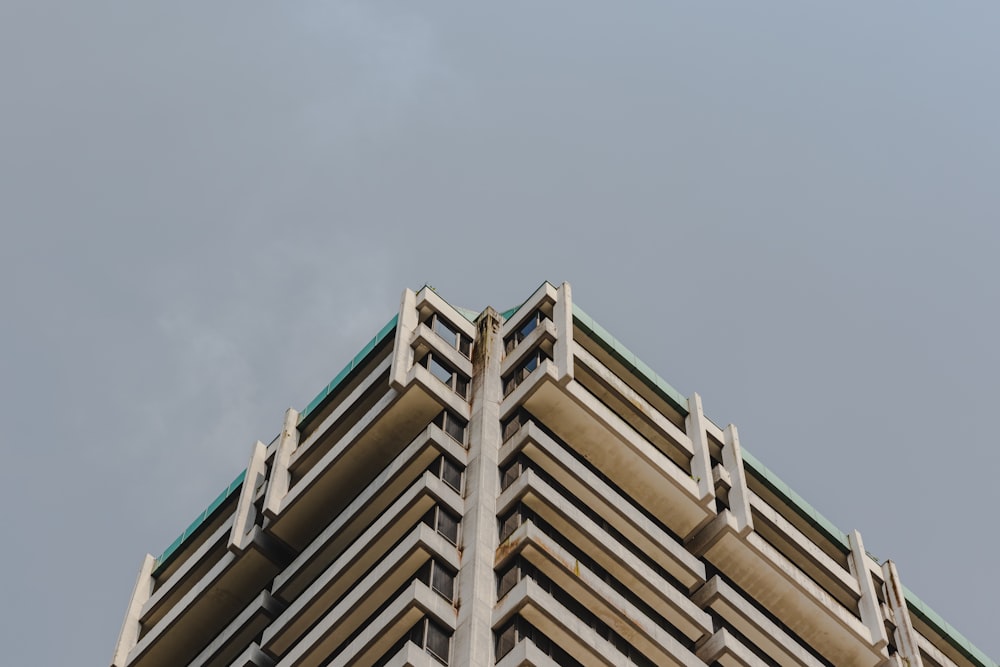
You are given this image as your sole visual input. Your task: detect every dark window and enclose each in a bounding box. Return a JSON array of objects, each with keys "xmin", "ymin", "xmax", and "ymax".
[
  {"xmin": 418, "ymin": 559, "xmax": 456, "ymax": 602},
  {"xmin": 440, "ymin": 456, "xmax": 463, "ymax": 493},
  {"xmin": 424, "ymin": 312, "xmax": 473, "ymax": 359},
  {"xmin": 503, "ymin": 310, "xmax": 546, "ymax": 354},
  {"xmin": 433, "ymin": 411, "xmax": 467, "ymax": 445},
  {"xmin": 425, "ymin": 505, "xmax": 461, "ymax": 545},
  {"xmin": 420, "ymin": 353, "xmax": 470, "ymax": 399},
  {"xmin": 500, "ymin": 457, "xmax": 524, "ymax": 491},
  {"xmin": 425, "ymin": 621, "xmax": 450, "ymax": 664},
  {"xmin": 408, "ymin": 618, "xmax": 452, "ymax": 665},
  {"xmin": 498, "ymin": 508, "xmax": 522, "ymax": 542},
  {"xmin": 502, "ymin": 347, "xmax": 551, "ymax": 396}
]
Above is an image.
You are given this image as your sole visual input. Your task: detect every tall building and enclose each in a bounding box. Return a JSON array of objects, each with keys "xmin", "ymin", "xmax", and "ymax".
[{"xmin": 112, "ymin": 283, "xmax": 996, "ymax": 667}]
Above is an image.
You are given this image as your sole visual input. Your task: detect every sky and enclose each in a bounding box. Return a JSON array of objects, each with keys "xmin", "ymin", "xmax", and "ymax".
[{"xmin": 2, "ymin": 2, "xmax": 998, "ymax": 664}]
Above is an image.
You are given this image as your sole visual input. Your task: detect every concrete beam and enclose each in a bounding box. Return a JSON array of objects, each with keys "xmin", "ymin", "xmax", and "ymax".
[
  {"xmin": 849, "ymin": 530, "xmax": 889, "ymax": 653},
  {"xmin": 263, "ymin": 409, "xmax": 299, "ymax": 521},
  {"xmin": 111, "ymin": 553, "xmax": 155, "ymax": 667},
  {"xmin": 882, "ymin": 560, "xmax": 925, "ymax": 667},
  {"xmin": 722, "ymin": 424, "xmax": 753, "ymax": 534},
  {"xmin": 685, "ymin": 393, "xmax": 716, "ymax": 505}
]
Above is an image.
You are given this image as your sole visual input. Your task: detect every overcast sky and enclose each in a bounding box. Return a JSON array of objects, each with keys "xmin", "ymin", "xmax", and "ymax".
[{"xmin": 2, "ymin": 2, "xmax": 998, "ymax": 664}]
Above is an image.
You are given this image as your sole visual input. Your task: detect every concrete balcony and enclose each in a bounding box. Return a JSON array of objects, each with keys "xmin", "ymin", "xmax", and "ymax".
[
  {"xmin": 268, "ymin": 368, "xmax": 470, "ymax": 551},
  {"xmin": 494, "ymin": 640, "xmax": 561, "ymax": 667},
  {"xmin": 271, "ymin": 425, "xmax": 466, "ymax": 602},
  {"xmin": 571, "ymin": 341, "xmax": 693, "ymax": 470},
  {"xmin": 500, "ymin": 363, "xmax": 712, "ymax": 539},
  {"xmin": 497, "ymin": 520, "xmax": 706, "ymax": 665},
  {"xmin": 747, "ymin": 491, "xmax": 861, "ymax": 611},
  {"xmin": 500, "ymin": 421, "xmax": 706, "ymax": 591},
  {"xmin": 497, "ymin": 469, "xmax": 712, "ymax": 643},
  {"xmin": 188, "ymin": 591, "xmax": 284, "ymax": 667},
  {"xmin": 691, "ymin": 576, "xmax": 827, "ymax": 667},
  {"xmin": 501, "ymin": 318, "xmax": 556, "ymax": 377},
  {"xmin": 696, "ymin": 628, "xmax": 772, "ymax": 667},
  {"xmin": 263, "ymin": 522, "xmax": 460, "ymax": 662},
  {"xmin": 690, "ymin": 510, "xmax": 884, "ymax": 666},
  {"xmin": 494, "ymin": 578, "xmax": 702, "ymax": 667},
  {"xmin": 324, "ymin": 581, "xmax": 458, "ymax": 667},
  {"xmin": 376, "ymin": 641, "xmax": 441, "ymax": 667},
  {"xmin": 226, "ymin": 644, "xmax": 274, "ymax": 667},
  {"xmin": 126, "ymin": 523, "xmax": 283, "ymax": 667}
]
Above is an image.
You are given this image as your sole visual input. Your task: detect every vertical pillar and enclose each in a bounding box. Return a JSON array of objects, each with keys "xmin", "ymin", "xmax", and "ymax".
[
  {"xmin": 263, "ymin": 408, "xmax": 299, "ymax": 521},
  {"xmin": 685, "ymin": 393, "xmax": 716, "ymax": 506},
  {"xmin": 552, "ymin": 282, "xmax": 574, "ymax": 385},
  {"xmin": 882, "ymin": 560, "xmax": 925, "ymax": 667},
  {"xmin": 230, "ymin": 441, "xmax": 268, "ymax": 553},
  {"xmin": 722, "ymin": 423, "xmax": 753, "ymax": 534},
  {"xmin": 451, "ymin": 307, "xmax": 503, "ymax": 667},
  {"xmin": 849, "ymin": 530, "xmax": 889, "ymax": 653},
  {"xmin": 111, "ymin": 553, "xmax": 155, "ymax": 667},
  {"xmin": 390, "ymin": 289, "xmax": 419, "ymax": 391}
]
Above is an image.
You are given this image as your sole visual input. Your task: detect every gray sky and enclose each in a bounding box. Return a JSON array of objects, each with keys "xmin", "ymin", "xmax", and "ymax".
[{"xmin": 2, "ymin": 2, "xmax": 998, "ymax": 664}]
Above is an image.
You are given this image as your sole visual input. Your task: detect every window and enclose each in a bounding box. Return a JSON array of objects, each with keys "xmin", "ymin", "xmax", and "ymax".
[
  {"xmin": 504, "ymin": 310, "xmax": 546, "ymax": 354},
  {"xmin": 424, "ymin": 312, "xmax": 472, "ymax": 358},
  {"xmin": 408, "ymin": 618, "xmax": 452, "ymax": 665},
  {"xmin": 433, "ymin": 411, "xmax": 467, "ymax": 445},
  {"xmin": 418, "ymin": 559, "xmax": 456, "ymax": 602},
  {"xmin": 424, "ymin": 505, "xmax": 461, "ymax": 545},
  {"xmin": 502, "ymin": 347, "xmax": 551, "ymax": 396},
  {"xmin": 420, "ymin": 353, "xmax": 469, "ymax": 399},
  {"xmin": 500, "ymin": 456, "xmax": 525, "ymax": 491},
  {"xmin": 494, "ymin": 616, "xmax": 584, "ymax": 666},
  {"xmin": 501, "ymin": 409, "xmax": 530, "ymax": 442},
  {"xmin": 427, "ymin": 455, "xmax": 464, "ymax": 494}
]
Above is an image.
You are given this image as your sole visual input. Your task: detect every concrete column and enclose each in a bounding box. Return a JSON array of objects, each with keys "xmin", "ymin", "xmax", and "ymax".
[
  {"xmin": 111, "ymin": 553, "xmax": 155, "ymax": 667},
  {"xmin": 263, "ymin": 408, "xmax": 299, "ymax": 521},
  {"xmin": 390, "ymin": 289, "xmax": 419, "ymax": 391},
  {"xmin": 552, "ymin": 282, "xmax": 574, "ymax": 385},
  {"xmin": 230, "ymin": 441, "xmax": 268, "ymax": 553},
  {"xmin": 685, "ymin": 393, "xmax": 716, "ymax": 506},
  {"xmin": 722, "ymin": 424, "xmax": 753, "ymax": 534},
  {"xmin": 849, "ymin": 530, "xmax": 889, "ymax": 653},
  {"xmin": 451, "ymin": 307, "xmax": 503, "ymax": 667},
  {"xmin": 882, "ymin": 560, "xmax": 925, "ymax": 667}
]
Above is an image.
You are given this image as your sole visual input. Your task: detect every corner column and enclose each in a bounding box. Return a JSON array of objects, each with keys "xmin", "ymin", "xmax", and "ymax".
[{"xmin": 451, "ymin": 307, "xmax": 504, "ymax": 667}]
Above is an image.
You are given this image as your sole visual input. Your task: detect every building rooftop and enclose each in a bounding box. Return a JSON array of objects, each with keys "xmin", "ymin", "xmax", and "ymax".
[{"xmin": 143, "ymin": 282, "xmax": 998, "ymax": 667}]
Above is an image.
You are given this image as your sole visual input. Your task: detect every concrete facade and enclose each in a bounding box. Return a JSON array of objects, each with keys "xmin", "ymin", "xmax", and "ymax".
[{"xmin": 112, "ymin": 282, "xmax": 997, "ymax": 667}]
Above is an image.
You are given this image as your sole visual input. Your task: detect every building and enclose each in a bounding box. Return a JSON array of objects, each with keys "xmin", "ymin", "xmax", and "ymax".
[{"xmin": 111, "ymin": 282, "xmax": 996, "ymax": 667}]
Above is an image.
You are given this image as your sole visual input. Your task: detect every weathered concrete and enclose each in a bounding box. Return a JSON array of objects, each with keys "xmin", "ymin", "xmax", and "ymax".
[{"xmin": 451, "ymin": 308, "xmax": 503, "ymax": 667}]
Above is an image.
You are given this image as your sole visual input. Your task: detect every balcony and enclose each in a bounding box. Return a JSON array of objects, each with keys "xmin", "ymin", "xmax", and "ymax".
[
  {"xmin": 689, "ymin": 510, "xmax": 884, "ymax": 666},
  {"xmin": 496, "ymin": 520, "xmax": 707, "ymax": 664},
  {"xmin": 500, "ymin": 421, "xmax": 706, "ymax": 591},
  {"xmin": 497, "ymin": 470, "xmax": 712, "ymax": 644},
  {"xmin": 325, "ymin": 581, "xmax": 457, "ymax": 667},
  {"xmin": 187, "ymin": 591, "xmax": 284, "ymax": 667},
  {"xmin": 263, "ymin": 483, "xmax": 462, "ymax": 656},
  {"xmin": 691, "ymin": 576, "xmax": 828, "ymax": 667},
  {"xmin": 501, "ymin": 366, "xmax": 710, "ymax": 538},
  {"xmin": 265, "ymin": 524, "xmax": 459, "ymax": 666},
  {"xmin": 271, "ymin": 425, "xmax": 466, "ymax": 602},
  {"xmin": 494, "ymin": 578, "xmax": 703, "ymax": 667}
]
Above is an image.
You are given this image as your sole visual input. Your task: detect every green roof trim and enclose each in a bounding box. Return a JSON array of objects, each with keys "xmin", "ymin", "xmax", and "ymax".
[
  {"xmin": 298, "ymin": 314, "xmax": 398, "ymax": 424},
  {"xmin": 500, "ymin": 305, "xmax": 522, "ymax": 321},
  {"xmin": 454, "ymin": 307, "xmax": 480, "ymax": 322},
  {"xmin": 739, "ymin": 448, "xmax": 852, "ymax": 553},
  {"xmin": 904, "ymin": 585, "xmax": 998, "ymax": 667},
  {"xmin": 571, "ymin": 304, "xmax": 689, "ymax": 417},
  {"xmin": 151, "ymin": 314, "xmax": 399, "ymax": 578},
  {"xmin": 152, "ymin": 468, "xmax": 246, "ymax": 576}
]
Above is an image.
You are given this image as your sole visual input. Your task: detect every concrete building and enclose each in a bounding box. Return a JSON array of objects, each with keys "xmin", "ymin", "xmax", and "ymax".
[{"xmin": 112, "ymin": 282, "xmax": 996, "ymax": 667}]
